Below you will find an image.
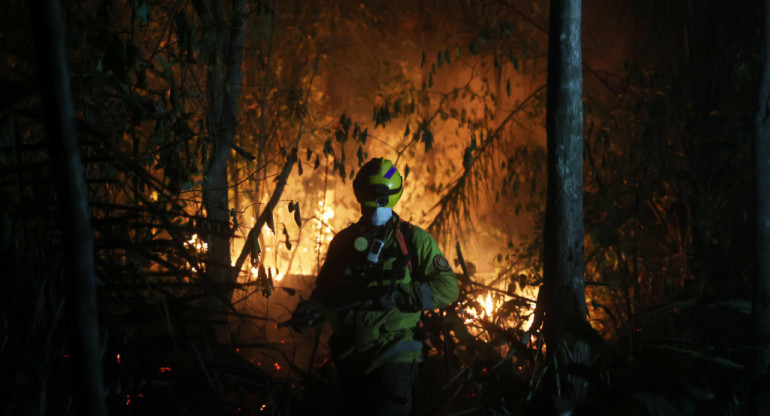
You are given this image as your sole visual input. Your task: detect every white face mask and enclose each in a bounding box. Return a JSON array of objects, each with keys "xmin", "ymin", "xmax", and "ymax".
[{"xmin": 364, "ymin": 207, "xmax": 393, "ymax": 227}]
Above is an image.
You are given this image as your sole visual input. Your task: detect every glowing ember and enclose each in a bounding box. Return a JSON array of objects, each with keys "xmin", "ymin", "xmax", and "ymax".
[
  {"xmin": 321, "ymin": 207, "xmax": 334, "ymax": 221},
  {"xmin": 159, "ymin": 366, "xmax": 172, "ymax": 373},
  {"xmin": 184, "ymin": 234, "xmax": 208, "ymax": 252},
  {"xmin": 116, "ymin": 353, "xmax": 121, "ymax": 364},
  {"xmin": 482, "ymin": 293, "xmax": 494, "ymax": 318}
]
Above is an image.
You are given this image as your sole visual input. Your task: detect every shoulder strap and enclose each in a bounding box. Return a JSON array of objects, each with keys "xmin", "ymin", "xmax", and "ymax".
[{"xmin": 394, "ymin": 218, "xmax": 414, "ymax": 273}]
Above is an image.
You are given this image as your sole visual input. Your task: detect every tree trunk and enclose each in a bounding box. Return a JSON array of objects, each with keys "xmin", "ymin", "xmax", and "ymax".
[
  {"xmin": 754, "ymin": 0, "xmax": 770, "ymax": 412},
  {"xmin": 31, "ymin": 0, "xmax": 107, "ymax": 414},
  {"xmin": 541, "ymin": 0, "xmax": 591, "ymax": 399},
  {"xmin": 193, "ymin": 0, "xmax": 247, "ymax": 326}
]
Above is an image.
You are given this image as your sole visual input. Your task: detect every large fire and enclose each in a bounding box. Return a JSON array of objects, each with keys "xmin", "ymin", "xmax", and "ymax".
[{"xmin": 460, "ymin": 276, "xmax": 539, "ymax": 338}]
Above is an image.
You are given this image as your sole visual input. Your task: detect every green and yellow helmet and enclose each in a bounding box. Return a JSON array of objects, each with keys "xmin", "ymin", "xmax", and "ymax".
[{"xmin": 353, "ymin": 158, "xmax": 403, "ymax": 208}]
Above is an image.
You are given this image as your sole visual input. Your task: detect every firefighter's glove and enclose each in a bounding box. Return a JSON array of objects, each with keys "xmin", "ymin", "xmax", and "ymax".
[
  {"xmin": 290, "ymin": 300, "xmax": 321, "ymax": 333},
  {"xmin": 377, "ymin": 284, "xmax": 420, "ymax": 311}
]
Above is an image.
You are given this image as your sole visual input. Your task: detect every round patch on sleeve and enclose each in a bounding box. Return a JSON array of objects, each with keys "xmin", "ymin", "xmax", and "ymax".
[{"xmin": 433, "ymin": 254, "xmax": 451, "ymax": 271}]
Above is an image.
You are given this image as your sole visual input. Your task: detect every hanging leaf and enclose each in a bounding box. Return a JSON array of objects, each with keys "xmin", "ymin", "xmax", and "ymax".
[
  {"xmin": 282, "ymin": 224, "xmax": 292, "ymax": 250},
  {"xmin": 506, "ymin": 79, "xmax": 511, "ymax": 97},
  {"xmin": 421, "ymin": 51, "xmax": 426, "ymax": 68},
  {"xmin": 133, "ymin": 1, "xmax": 149, "ymax": 25},
  {"xmin": 404, "ymin": 164, "xmax": 410, "ymax": 182},
  {"xmin": 421, "ymin": 129, "xmax": 434, "ymax": 152},
  {"xmin": 360, "ymin": 128, "xmax": 368, "ymax": 144},
  {"xmin": 297, "ymin": 161, "xmax": 303, "ymax": 175},
  {"xmin": 293, "ymin": 203, "xmax": 302, "ymax": 227},
  {"xmin": 306, "ymin": 148, "xmax": 312, "ymax": 161},
  {"xmin": 444, "ymin": 49, "xmax": 451, "ymax": 65},
  {"xmin": 314, "ymin": 155, "xmax": 321, "ymax": 169},
  {"xmin": 437, "ymin": 51, "xmax": 444, "ymax": 68},
  {"xmin": 404, "ymin": 123, "xmax": 410, "ymax": 137},
  {"xmin": 469, "ymin": 39, "xmax": 479, "ymax": 54},
  {"xmin": 357, "ymin": 146, "xmax": 365, "ymax": 166},
  {"xmin": 323, "ymin": 138, "xmax": 335, "ymax": 157},
  {"xmin": 463, "ymin": 145, "xmax": 473, "ymax": 169},
  {"xmin": 508, "ymin": 49, "xmax": 519, "ymax": 72},
  {"xmin": 260, "ymin": 265, "xmax": 273, "ymax": 298},
  {"xmin": 231, "ymin": 142, "xmax": 256, "ymax": 160}
]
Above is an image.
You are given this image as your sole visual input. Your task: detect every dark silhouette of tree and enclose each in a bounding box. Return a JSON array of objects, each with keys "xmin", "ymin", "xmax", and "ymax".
[
  {"xmin": 754, "ymin": 0, "xmax": 770, "ymax": 412},
  {"xmin": 539, "ymin": 0, "xmax": 593, "ymax": 399},
  {"xmin": 31, "ymin": 0, "xmax": 107, "ymax": 414}
]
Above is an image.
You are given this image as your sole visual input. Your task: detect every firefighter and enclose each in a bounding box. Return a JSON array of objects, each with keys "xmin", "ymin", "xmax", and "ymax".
[{"xmin": 291, "ymin": 157, "xmax": 459, "ymax": 416}]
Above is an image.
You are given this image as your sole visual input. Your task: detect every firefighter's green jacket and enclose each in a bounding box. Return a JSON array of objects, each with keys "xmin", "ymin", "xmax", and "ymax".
[{"xmin": 311, "ymin": 214, "xmax": 459, "ymax": 374}]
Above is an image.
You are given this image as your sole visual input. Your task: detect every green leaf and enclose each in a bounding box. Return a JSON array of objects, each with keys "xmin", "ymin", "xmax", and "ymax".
[{"xmin": 133, "ymin": 1, "xmax": 148, "ymax": 25}]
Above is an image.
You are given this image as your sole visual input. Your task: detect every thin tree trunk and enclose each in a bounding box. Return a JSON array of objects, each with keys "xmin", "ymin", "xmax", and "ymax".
[
  {"xmin": 193, "ymin": 0, "xmax": 247, "ymax": 325},
  {"xmin": 31, "ymin": 0, "xmax": 107, "ymax": 414},
  {"xmin": 541, "ymin": 0, "xmax": 591, "ymax": 399},
  {"xmin": 753, "ymin": 0, "xmax": 770, "ymax": 413}
]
